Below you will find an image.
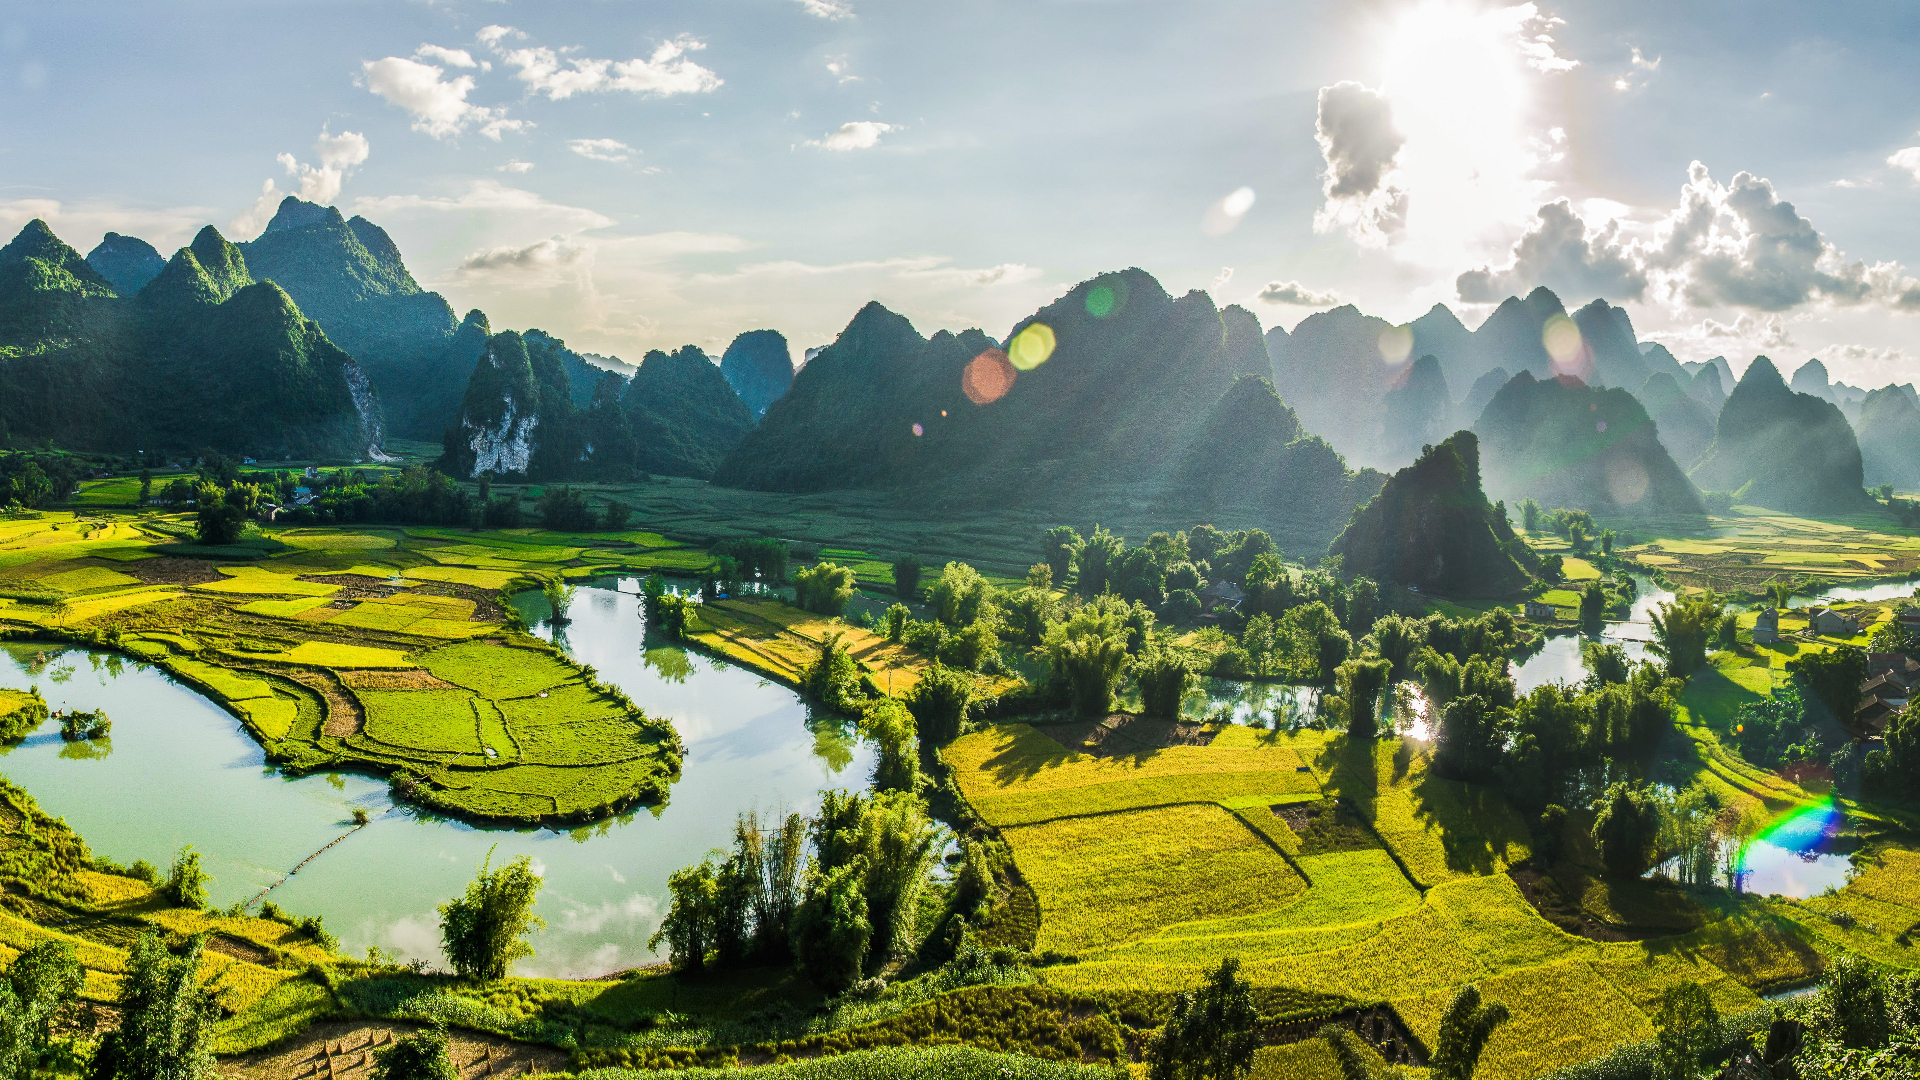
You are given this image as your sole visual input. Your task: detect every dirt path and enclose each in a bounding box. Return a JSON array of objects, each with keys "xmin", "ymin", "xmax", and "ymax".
[
  {"xmin": 284, "ymin": 668, "xmax": 365, "ymax": 737},
  {"xmin": 220, "ymin": 1021, "xmax": 566, "ymax": 1080}
]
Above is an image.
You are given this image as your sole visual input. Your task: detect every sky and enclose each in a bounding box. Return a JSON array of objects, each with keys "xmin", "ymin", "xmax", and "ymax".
[{"xmin": 6, "ymin": 0, "xmax": 1920, "ymax": 388}]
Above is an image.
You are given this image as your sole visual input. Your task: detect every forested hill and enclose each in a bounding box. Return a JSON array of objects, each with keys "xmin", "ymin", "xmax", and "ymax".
[
  {"xmin": 237, "ymin": 197, "xmax": 465, "ymax": 439},
  {"xmin": 1473, "ymin": 371, "xmax": 1704, "ymax": 517},
  {"xmin": 713, "ymin": 269, "xmax": 1388, "ymax": 553},
  {"xmin": 0, "ymin": 219, "xmax": 381, "ymax": 459},
  {"xmin": 1691, "ymin": 356, "xmax": 1872, "ymax": 514}
]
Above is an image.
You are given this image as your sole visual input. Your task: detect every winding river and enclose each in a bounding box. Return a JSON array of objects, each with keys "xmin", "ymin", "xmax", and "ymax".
[{"xmin": 0, "ymin": 578, "xmax": 873, "ymax": 977}]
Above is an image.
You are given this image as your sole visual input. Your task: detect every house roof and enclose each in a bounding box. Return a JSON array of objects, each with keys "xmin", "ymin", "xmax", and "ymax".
[
  {"xmin": 1199, "ymin": 581, "xmax": 1244, "ymax": 602},
  {"xmin": 1862, "ymin": 674, "xmax": 1907, "ymax": 701}
]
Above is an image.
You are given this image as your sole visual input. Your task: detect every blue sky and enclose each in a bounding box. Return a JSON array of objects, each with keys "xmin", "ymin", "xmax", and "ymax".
[{"xmin": 6, "ymin": 0, "xmax": 1920, "ymax": 388}]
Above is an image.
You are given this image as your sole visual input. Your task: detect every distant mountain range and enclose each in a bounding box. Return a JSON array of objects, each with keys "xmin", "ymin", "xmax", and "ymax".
[{"xmin": 0, "ymin": 192, "xmax": 1906, "ymax": 535}]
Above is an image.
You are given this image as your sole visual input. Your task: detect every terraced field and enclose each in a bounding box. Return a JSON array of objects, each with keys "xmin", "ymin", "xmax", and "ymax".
[
  {"xmin": 945, "ymin": 721, "xmax": 1835, "ymax": 1079},
  {"xmin": 1620, "ymin": 506, "xmax": 1920, "ymax": 593},
  {"xmin": 0, "ymin": 512, "xmax": 687, "ymax": 823}
]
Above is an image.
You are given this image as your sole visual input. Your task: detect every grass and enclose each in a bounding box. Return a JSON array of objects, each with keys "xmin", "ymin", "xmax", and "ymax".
[
  {"xmin": 193, "ymin": 566, "xmax": 340, "ymax": 596},
  {"xmin": 361, "ymin": 689, "xmax": 488, "ymax": 756},
  {"xmin": 423, "ymin": 641, "xmax": 574, "ymax": 697}
]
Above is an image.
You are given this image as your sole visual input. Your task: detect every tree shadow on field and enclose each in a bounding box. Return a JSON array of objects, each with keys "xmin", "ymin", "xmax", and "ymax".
[
  {"xmin": 980, "ymin": 726, "xmax": 1078, "ymax": 786},
  {"xmin": 1411, "ymin": 770, "xmax": 1530, "ymax": 878},
  {"xmin": 1315, "ymin": 736, "xmax": 1381, "ymax": 821}
]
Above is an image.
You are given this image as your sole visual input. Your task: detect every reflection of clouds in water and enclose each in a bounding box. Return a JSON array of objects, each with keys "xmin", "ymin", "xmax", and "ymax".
[
  {"xmin": 554, "ymin": 892, "xmax": 660, "ymax": 936},
  {"xmin": 609, "ymin": 866, "xmax": 626, "ymax": 884},
  {"xmin": 383, "ymin": 912, "xmax": 445, "ymax": 965}
]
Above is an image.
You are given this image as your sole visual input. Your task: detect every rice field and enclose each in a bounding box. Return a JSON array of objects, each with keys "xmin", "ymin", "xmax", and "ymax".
[
  {"xmin": 0, "ymin": 512, "xmax": 682, "ymax": 824},
  {"xmin": 944, "ymin": 720, "xmax": 1828, "ymax": 1079},
  {"xmin": 1619, "ymin": 505, "xmax": 1920, "ymax": 593}
]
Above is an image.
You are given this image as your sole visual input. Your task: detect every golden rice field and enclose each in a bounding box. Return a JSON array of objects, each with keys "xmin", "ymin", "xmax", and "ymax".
[
  {"xmin": 1620, "ymin": 505, "xmax": 1920, "ymax": 593},
  {"xmin": 0, "ymin": 512, "xmax": 686, "ymax": 824},
  {"xmin": 942, "ymin": 721, "xmax": 1851, "ymax": 1078}
]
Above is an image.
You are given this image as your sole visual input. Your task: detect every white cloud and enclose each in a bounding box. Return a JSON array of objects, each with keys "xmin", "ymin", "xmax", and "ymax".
[
  {"xmin": 415, "ymin": 44, "xmax": 480, "ymax": 69},
  {"xmin": 1211, "ymin": 267, "xmax": 1234, "ymax": 291},
  {"xmin": 476, "ymin": 25, "xmax": 521, "ymax": 45},
  {"xmin": 808, "ymin": 120, "xmax": 893, "ymax": 150},
  {"xmin": 0, "ymin": 198, "xmax": 213, "ymax": 258},
  {"xmin": 568, "ymin": 138, "xmax": 634, "ymax": 163},
  {"xmin": 487, "ymin": 30, "xmax": 721, "ymax": 100},
  {"xmin": 1456, "ymin": 199, "xmax": 1646, "ymax": 302},
  {"xmin": 498, "ymin": 160, "xmax": 534, "ymax": 173},
  {"xmin": 1257, "ymin": 280, "xmax": 1346, "ymax": 307},
  {"xmin": 479, "ymin": 118, "xmax": 531, "ymax": 141},
  {"xmin": 1311, "ymin": 81, "xmax": 1405, "ymax": 246},
  {"xmin": 351, "ymin": 180, "xmax": 616, "ymax": 236},
  {"xmin": 795, "ymin": 0, "xmax": 854, "ymax": 19},
  {"xmin": 826, "ymin": 58, "xmax": 859, "ymax": 84},
  {"xmin": 458, "ymin": 235, "xmax": 593, "ymax": 274},
  {"xmin": 362, "ymin": 55, "xmax": 508, "ymax": 139},
  {"xmin": 1888, "ymin": 146, "xmax": 1920, "ymax": 181},
  {"xmin": 229, "ymin": 127, "xmax": 370, "ymax": 238}
]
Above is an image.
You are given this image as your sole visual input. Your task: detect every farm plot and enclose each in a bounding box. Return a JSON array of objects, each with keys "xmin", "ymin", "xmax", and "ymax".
[
  {"xmin": 1006, "ymin": 803, "xmax": 1308, "ymax": 954},
  {"xmin": 1622, "ymin": 507, "xmax": 1920, "ymax": 593}
]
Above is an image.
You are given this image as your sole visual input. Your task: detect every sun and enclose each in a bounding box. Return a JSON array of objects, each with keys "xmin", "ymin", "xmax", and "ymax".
[{"xmin": 1377, "ymin": 2, "xmax": 1559, "ymax": 266}]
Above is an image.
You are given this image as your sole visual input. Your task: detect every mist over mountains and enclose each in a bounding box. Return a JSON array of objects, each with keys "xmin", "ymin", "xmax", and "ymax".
[{"xmin": 0, "ymin": 193, "xmax": 1908, "ymax": 541}]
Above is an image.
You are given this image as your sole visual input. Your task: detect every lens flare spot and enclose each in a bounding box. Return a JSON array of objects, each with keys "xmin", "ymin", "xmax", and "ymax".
[
  {"xmin": 1201, "ymin": 186, "xmax": 1257, "ymax": 236},
  {"xmin": 962, "ymin": 349, "xmax": 1017, "ymax": 405},
  {"xmin": 911, "ymin": 423, "xmax": 923, "ymax": 437},
  {"xmin": 1536, "ymin": 315, "xmax": 1582, "ymax": 365},
  {"xmin": 1008, "ymin": 323, "xmax": 1056, "ymax": 370},
  {"xmin": 941, "ymin": 410, "xmax": 947, "ymax": 417},
  {"xmin": 1377, "ymin": 324, "xmax": 1414, "ymax": 365},
  {"xmin": 1086, "ymin": 286, "xmax": 1115, "ymax": 317},
  {"xmin": 1605, "ymin": 457, "xmax": 1649, "ymax": 504},
  {"xmin": 1736, "ymin": 797, "xmax": 1843, "ymax": 876},
  {"xmin": 1596, "ymin": 420, "xmax": 1607, "ymax": 433}
]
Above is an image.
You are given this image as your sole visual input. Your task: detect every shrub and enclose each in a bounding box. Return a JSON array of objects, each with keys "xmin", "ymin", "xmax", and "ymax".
[
  {"xmin": 893, "ymin": 555, "xmax": 923, "ymax": 600},
  {"xmin": 795, "ymin": 562, "xmax": 858, "ymax": 617},
  {"xmin": 165, "ymin": 846, "xmax": 209, "ymax": 910},
  {"xmin": 1134, "ymin": 648, "xmax": 1192, "ymax": 720},
  {"xmin": 440, "ymin": 851, "xmax": 545, "ymax": 981},
  {"xmin": 372, "ymin": 1021, "xmax": 458, "ymax": 1080},
  {"xmin": 886, "ymin": 603, "xmax": 910, "ymax": 642},
  {"xmin": 1592, "ymin": 781, "xmax": 1661, "ymax": 878}
]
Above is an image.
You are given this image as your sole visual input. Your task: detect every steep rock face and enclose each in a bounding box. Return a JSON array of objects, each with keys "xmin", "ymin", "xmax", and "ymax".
[
  {"xmin": 720, "ymin": 329, "xmax": 795, "ymax": 416},
  {"xmin": 1791, "ymin": 359, "xmax": 1833, "ymax": 401},
  {"xmin": 85, "ymin": 233, "xmax": 165, "ymax": 296},
  {"xmin": 623, "ymin": 345, "xmax": 756, "ymax": 479},
  {"xmin": 1408, "ymin": 303, "xmax": 1479, "ymax": 394},
  {"xmin": 445, "ymin": 332, "xmax": 546, "ymax": 477},
  {"xmin": 1473, "ymin": 288, "xmax": 1564, "ymax": 378},
  {"xmin": 1271, "ymin": 303, "xmax": 1400, "ymax": 468},
  {"xmin": 0, "ymin": 219, "xmax": 118, "ymax": 346},
  {"xmin": 414, "ymin": 310, "xmax": 493, "ymax": 443},
  {"xmin": 0, "ymin": 220, "xmax": 378, "ymax": 458},
  {"xmin": 1330, "ymin": 431, "xmax": 1533, "ymax": 596},
  {"xmin": 1687, "ymin": 362, "xmax": 1728, "ymax": 413},
  {"xmin": 1692, "ymin": 357, "xmax": 1870, "ymax": 513},
  {"xmin": 1381, "ymin": 354, "xmax": 1453, "ymax": 465},
  {"xmin": 1858, "ymin": 385, "xmax": 1920, "ymax": 489},
  {"xmin": 1569, "ymin": 299, "xmax": 1650, "ymax": 389},
  {"xmin": 1636, "ymin": 372, "xmax": 1716, "ymax": 471},
  {"xmin": 239, "ymin": 197, "xmax": 461, "ymax": 437},
  {"xmin": 1461, "ymin": 367, "xmax": 1511, "ymax": 424},
  {"xmin": 1474, "ymin": 372, "xmax": 1703, "ymax": 516},
  {"xmin": 716, "ymin": 269, "xmax": 1379, "ymax": 552}
]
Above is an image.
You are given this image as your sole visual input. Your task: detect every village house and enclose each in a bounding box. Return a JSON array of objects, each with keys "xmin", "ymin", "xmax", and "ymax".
[
  {"xmin": 1198, "ymin": 580, "xmax": 1244, "ymax": 616},
  {"xmin": 1752, "ymin": 607, "xmax": 1781, "ymax": 645},
  {"xmin": 1898, "ymin": 604, "xmax": 1920, "ymax": 633},
  {"xmin": 1805, "ymin": 605, "xmax": 1861, "ymax": 638},
  {"xmin": 1524, "ymin": 599, "xmax": 1556, "ymax": 622},
  {"xmin": 1869, "ymin": 652, "xmax": 1920, "ymax": 696}
]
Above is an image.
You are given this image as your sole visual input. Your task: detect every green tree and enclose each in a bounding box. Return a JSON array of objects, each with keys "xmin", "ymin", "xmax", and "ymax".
[
  {"xmin": 1429, "ymin": 984, "xmax": 1511, "ymax": 1080},
  {"xmin": 1581, "ymin": 641, "xmax": 1632, "ymax": 687},
  {"xmin": 860, "ymin": 699, "xmax": 919, "ymax": 792},
  {"xmin": 1147, "ymin": 957, "xmax": 1260, "ymax": 1080},
  {"xmin": 541, "ymin": 577, "xmax": 574, "ymax": 624},
  {"xmin": 793, "ymin": 562, "xmax": 857, "ymax": 616},
  {"xmin": 599, "ymin": 500, "xmax": 633, "ymax": 532},
  {"xmin": 1520, "ymin": 498, "xmax": 1541, "ymax": 533},
  {"xmin": 165, "ymin": 846, "xmax": 208, "ymax": 910},
  {"xmin": 137, "ymin": 469, "xmax": 153, "ymax": 505},
  {"xmin": 7, "ymin": 939, "xmax": 82, "ymax": 1066},
  {"xmin": 1768, "ymin": 578, "xmax": 1794, "ymax": 610},
  {"xmin": 1649, "ymin": 594, "xmax": 1725, "ymax": 677},
  {"xmin": 1345, "ymin": 577, "xmax": 1379, "ymax": 638},
  {"xmin": 905, "ymin": 663, "xmax": 972, "ymax": 746},
  {"xmin": 941, "ymin": 619, "xmax": 1000, "ymax": 671},
  {"xmin": 1579, "ymin": 581, "xmax": 1607, "ymax": 629},
  {"xmin": 1653, "ymin": 982, "xmax": 1720, "ymax": 1080},
  {"xmin": 1076, "ymin": 525, "xmax": 1123, "ymax": 597},
  {"xmin": 535, "ymin": 486, "xmax": 595, "ymax": 531},
  {"xmin": 928, "ymin": 561, "xmax": 992, "ymax": 627},
  {"xmin": 1136, "ymin": 647, "xmax": 1194, "ymax": 720},
  {"xmin": 649, "ymin": 859, "xmax": 718, "ymax": 972},
  {"xmin": 1432, "ymin": 694, "xmax": 1505, "ymax": 784},
  {"xmin": 803, "ymin": 631, "xmax": 860, "ymax": 710},
  {"xmin": 788, "ymin": 860, "xmax": 870, "ymax": 992},
  {"xmin": 885, "ymin": 603, "xmax": 910, "ymax": 642},
  {"xmin": 1042, "ymin": 526, "xmax": 1081, "ymax": 589},
  {"xmin": 1796, "ymin": 645, "xmax": 1868, "ymax": 723},
  {"xmin": 1043, "ymin": 605, "xmax": 1132, "ymax": 715},
  {"xmin": 1600, "ymin": 529, "xmax": 1615, "ymax": 556},
  {"xmin": 371, "ymin": 1022, "xmax": 459, "ymax": 1080},
  {"xmin": 1819, "ymin": 952, "xmax": 1887, "ymax": 1050},
  {"xmin": 1592, "ymin": 782, "xmax": 1662, "ymax": 878},
  {"xmin": 892, "ymin": 554, "xmax": 923, "ymax": 601},
  {"xmin": 1333, "ymin": 657, "xmax": 1394, "ymax": 739},
  {"xmin": 192, "ymin": 484, "xmax": 245, "ymax": 546},
  {"xmin": 439, "ymin": 850, "xmax": 545, "ymax": 981},
  {"xmin": 89, "ymin": 933, "xmax": 219, "ymax": 1080}
]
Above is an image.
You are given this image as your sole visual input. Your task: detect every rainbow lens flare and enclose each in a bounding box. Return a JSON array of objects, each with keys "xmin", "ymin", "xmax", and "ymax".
[
  {"xmin": 962, "ymin": 349, "xmax": 1017, "ymax": 404},
  {"xmin": 1733, "ymin": 797, "xmax": 1843, "ymax": 878},
  {"xmin": 1085, "ymin": 274, "xmax": 1129, "ymax": 317}
]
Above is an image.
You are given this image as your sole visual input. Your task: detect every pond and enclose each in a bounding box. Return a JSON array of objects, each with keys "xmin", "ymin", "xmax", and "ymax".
[
  {"xmin": 0, "ymin": 578, "xmax": 873, "ymax": 977},
  {"xmin": 1512, "ymin": 575, "xmax": 1671, "ymax": 693}
]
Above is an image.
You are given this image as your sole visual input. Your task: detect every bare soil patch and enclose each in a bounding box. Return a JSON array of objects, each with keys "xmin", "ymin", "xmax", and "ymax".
[
  {"xmin": 339, "ymin": 670, "xmax": 457, "ymax": 691},
  {"xmin": 1041, "ymin": 713, "xmax": 1215, "ymax": 756},
  {"xmin": 125, "ymin": 558, "xmax": 226, "ymax": 586},
  {"xmin": 207, "ymin": 934, "xmax": 273, "ymax": 966},
  {"xmin": 283, "ymin": 669, "xmax": 365, "ymax": 738},
  {"xmin": 220, "ymin": 1021, "xmax": 566, "ymax": 1080},
  {"xmin": 1506, "ymin": 864, "xmax": 1654, "ymax": 943}
]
